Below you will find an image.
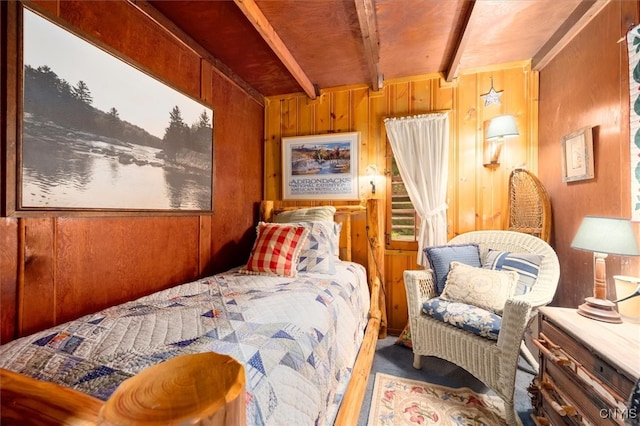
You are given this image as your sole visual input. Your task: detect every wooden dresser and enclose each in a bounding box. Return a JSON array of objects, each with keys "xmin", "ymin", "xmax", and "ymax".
[{"xmin": 531, "ymin": 306, "xmax": 640, "ymax": 425}]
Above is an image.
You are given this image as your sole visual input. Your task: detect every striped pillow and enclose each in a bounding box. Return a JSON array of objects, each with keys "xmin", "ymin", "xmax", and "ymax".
[
  {"xmin": 482, "ymin": 249, "xmax": 543, "ymax": 295},
  {"xmin": 241, "ymin": 222, "xmax": 310, "ymax": 277}
]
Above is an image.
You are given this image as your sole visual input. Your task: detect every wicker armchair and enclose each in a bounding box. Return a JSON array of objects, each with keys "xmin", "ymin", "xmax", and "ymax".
[{"xmin": 404, "ymin": 231, "xmax": 559, "ymax": 425}]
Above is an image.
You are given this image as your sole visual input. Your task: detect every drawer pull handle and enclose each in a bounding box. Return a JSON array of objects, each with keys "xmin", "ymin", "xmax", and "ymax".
[
  {"xmin": 539, "ymin": 378, "xmax": 577, "ymax": 417},
  {"xmin": 540, "ymin": 386, "xmax": 567, "ymax": 416},
  {"xmin": 532, "ymin": 337, "xmax": 570, "ymax": 366},
  {"xmin": 538, "ymin": 333, "xmax": 560, "ymax": 350}
]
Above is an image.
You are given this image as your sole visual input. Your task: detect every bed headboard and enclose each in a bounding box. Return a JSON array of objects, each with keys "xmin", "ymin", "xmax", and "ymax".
[{"xmin": 259, "ymin": 201, "xmax": 365, "ymax": 263}]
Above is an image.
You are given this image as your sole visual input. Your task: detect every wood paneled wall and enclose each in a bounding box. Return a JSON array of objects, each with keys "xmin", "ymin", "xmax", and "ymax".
[
  {"xmin": 7, "ymin": 1, "xmax": 632, "ymax": 341},
  {"xmin": 538, "ymin": 0, "xmax": 640, "ymax": 308},
  {"xmin": 0, "ymin": 1, "xmax": 264, "ymax": 342},
  {"xmin": 264, "ymin": 64, "xmax": 539, "ymax": 334}
]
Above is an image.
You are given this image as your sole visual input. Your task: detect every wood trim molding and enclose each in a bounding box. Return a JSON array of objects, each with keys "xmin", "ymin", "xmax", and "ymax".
[
  {"xmin": 1, "ymin": 0, "xmax": 19, "ymax": 217},
  {"xmin": 232, "ymin": 0, "xmax": 317, "ymax": 100}
]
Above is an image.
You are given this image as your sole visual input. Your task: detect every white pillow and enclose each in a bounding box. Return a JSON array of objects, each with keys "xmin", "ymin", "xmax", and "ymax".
[{"xmin": 440, "ymin": 261, "xmax": 518, "ymax": 315}]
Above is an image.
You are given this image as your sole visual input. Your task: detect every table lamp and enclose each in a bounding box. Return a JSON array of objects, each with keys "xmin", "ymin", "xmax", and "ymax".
[{"xmin": 570, "ymin": 216, "xmax": 640, "ymax": 323}]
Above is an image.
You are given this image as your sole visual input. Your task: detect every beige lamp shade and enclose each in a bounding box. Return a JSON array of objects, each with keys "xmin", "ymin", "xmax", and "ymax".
[
  {"xmin": 486, "ymin": 115, "xmax": 519, "ymax": 140},
  {"xmin": 483, "ymin": 115, "xmax": 519, "ymax": 167},
  {"xmin": 570, "ymin": 216, "xmax": 640, "ymax": 256}
]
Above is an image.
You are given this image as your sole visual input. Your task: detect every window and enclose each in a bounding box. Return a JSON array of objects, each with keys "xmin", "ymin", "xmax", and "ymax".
[{"xmin": 386, "ymin": 154, "xmax": 419, "ymax": 250}]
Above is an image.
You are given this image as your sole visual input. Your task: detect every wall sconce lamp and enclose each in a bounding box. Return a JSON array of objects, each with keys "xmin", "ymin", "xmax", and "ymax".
[
  {"xmin": 570, "ymin": 216, "xmax": 640, "ymax": 323},
  {"xmin": 365, "ymin": 164, "xmax": 378, "ymax": 194},
  {"xmin": 483, "ymin": 114, "xmax": 519, "ymax": 168}
]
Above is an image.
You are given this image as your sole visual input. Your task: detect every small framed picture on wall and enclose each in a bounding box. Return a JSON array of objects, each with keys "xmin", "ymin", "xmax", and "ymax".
[{"xmin": 561, "ymin": 126, "xmax": 594, "ymax": 183}]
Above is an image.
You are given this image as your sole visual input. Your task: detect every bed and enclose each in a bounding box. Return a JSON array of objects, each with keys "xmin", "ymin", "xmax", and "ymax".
[{"xmin": 0, "ymin": 200, "xmax": 385, "ymax": 425}]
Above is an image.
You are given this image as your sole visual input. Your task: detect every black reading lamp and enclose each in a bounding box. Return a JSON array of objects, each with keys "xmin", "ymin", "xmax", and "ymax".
[{"xmin": 570, "ymin": 216, "xmax": 640, "ymax": 323}]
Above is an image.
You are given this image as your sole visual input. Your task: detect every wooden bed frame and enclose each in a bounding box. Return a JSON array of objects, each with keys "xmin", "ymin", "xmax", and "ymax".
[
  {"xmin": 261, "ymin": 199, "xmax": 386, "ymax": 425},
  {"xmin": 0, "ymin": 199, "xmax": 386, "ymax": 425}
]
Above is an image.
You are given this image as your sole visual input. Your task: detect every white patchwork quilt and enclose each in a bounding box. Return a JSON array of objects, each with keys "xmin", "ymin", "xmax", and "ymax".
[{"xmin": 0, "ymin": 261, "xmax": 370, "ymax": 425}]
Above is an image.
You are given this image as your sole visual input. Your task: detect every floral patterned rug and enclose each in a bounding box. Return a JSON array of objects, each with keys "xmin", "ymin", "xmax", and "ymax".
[{"xmin": 367, "ymin": 373, "xmax": 507, "ymax": 425}]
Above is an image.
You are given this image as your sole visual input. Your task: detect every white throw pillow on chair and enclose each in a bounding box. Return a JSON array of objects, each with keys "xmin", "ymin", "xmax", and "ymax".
[{"xmin": 440, "ymin": 261, "xmax": 519, "ymax": 315}]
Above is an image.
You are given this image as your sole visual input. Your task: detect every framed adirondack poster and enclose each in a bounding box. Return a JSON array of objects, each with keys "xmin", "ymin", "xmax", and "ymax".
[{"xmin": 282, "ymin": 132, "xmax": 359, "ymax": 200}]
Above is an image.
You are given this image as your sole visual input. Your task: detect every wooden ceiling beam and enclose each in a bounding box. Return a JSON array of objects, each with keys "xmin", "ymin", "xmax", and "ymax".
[
  {"xmin": 445, "ymin": 0, "xmax": 476, "ymax": 82},
  {"xmin": 233, "ymin": 0, "xmax": 317, "ymax": 99},
  {"xmin": 355, "ymin": 0, "xmax": 382, "ymax": 91},
  {"xmin": 532, "ymin": 0, "xmax": 610, "ymax": 70},
  {"xmin": 130, "ymin": 0, "xmax": 264, "ymax": 105}
]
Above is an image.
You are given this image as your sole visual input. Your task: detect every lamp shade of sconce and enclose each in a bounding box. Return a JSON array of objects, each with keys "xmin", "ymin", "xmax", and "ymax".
[
  {"xmin": 483, "ymin": 114, "xmax": 519, "ymax": 168},
  {"xmin": 365, "ymin": 164, "xmax": 378, "ymax": 194},
  {"xmin": 486, "ymin": 115, "xmax": 520, "ymax": 140},
  {"xmin": 571, "ymin": 215, "xmax": 640, "ymax": 323}
]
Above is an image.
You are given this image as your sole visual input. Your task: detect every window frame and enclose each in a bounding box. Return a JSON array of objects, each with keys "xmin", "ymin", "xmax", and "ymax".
[{"xmin": 384, "ymin": 139, "xmax": 419, "ymax": 251}]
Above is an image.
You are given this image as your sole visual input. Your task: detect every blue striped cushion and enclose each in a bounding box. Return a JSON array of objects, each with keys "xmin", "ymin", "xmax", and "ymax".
[
  {"xmin": 482, "ymin": 250, "xmax": 543, "ymax": 295},
  {"xmin": 424, "ymin": 243, "xmax": 481, "ymax": 294}
]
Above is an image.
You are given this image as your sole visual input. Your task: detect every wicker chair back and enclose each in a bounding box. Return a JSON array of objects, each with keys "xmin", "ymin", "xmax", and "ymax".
[{"xmin": 507, "ymin": 168, "xmax": 552, "ymax": 243}]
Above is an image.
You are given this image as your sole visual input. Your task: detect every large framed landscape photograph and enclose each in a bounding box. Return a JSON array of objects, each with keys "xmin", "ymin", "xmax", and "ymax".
[
  {"xmin": 282, "ymin": 132, "xmax": 359, "ymax": 200},
  {"xmin": 17, "ymin": 8, "xmax": 214, "ymax": 213}
]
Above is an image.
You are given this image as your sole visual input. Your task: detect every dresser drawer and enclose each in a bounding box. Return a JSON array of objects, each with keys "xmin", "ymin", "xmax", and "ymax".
[
  {"xmin": 531, "ymin": 377, "xmax": 582, "ymax": 425},
  {"xmin": 544, "ymin": 361, "xmax": 622, "ymax": 425},
  {"xmin": 534, "ymin": 308, "xmax": 640, "ymax": 426},
  {"xmin": 540, "ymin": 318, "xmax": 635, "ymax": 400}
]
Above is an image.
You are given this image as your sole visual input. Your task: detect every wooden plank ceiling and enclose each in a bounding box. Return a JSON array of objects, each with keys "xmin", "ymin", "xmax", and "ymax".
[{"xmin": 144, "ymin": 0, "xmax": 609, "ymax": 101}]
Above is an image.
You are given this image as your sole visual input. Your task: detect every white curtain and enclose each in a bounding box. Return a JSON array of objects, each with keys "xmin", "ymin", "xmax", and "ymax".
[{"xmin": 384, "ymin": 112, "xmax": 449, "ymax": 265}]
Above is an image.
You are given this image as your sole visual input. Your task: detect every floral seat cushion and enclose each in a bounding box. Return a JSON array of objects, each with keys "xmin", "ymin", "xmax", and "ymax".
[{"xmin": 422, "ymin": 297, "xmax": 502, "ymax": 341}]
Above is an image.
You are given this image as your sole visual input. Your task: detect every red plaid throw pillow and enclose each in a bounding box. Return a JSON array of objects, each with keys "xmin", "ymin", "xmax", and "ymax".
[{"xmin": 240, "ymin": 222, "xmax": 310, "ymax": 277}]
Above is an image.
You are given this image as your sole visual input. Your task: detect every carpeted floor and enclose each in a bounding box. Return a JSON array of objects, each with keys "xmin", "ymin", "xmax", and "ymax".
[{"xmin": 356, "ymin": 336, "xmax": 536, "ymax": 426}]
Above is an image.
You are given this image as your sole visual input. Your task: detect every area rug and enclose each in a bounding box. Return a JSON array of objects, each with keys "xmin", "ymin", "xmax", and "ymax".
[{"xmin": 367, "ymin": 373, "xmax": 507, "ymax": 425}]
